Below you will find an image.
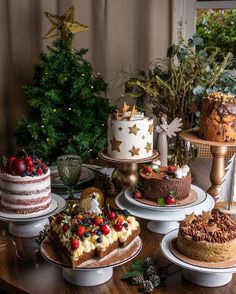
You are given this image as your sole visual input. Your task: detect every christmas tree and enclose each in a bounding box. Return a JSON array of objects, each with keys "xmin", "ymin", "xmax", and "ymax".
[{"xmin": 15, "ymin": 6, "xmax": 113, "ymax": 164}]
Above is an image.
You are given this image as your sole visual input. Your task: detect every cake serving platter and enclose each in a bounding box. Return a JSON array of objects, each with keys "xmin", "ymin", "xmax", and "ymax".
[
  {"xmin": 124, "ymin": 185, "xmax": 206, "ymax": 212},
  {"xmin": 0, "ymin": 194, "xmax": 66, "ymax": 237},
  {"xmin": 161, "ymin": 229, "xmax": 236, "ymax": 287},
  {"xmin": 40, "ymin": 236, "xmax": 142, "ymax": 286},
  {"xmin": 115, "ymin": 186, "xmax": 215, "ymax": 234}
]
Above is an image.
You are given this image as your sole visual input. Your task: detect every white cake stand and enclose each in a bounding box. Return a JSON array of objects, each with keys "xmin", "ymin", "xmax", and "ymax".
[
  {"xmin": 161, "ymin": 229, "xmax": 236, "ymax": 287},
  {"xmin": 115, "ymin": 185, "xmax": 215, "ymax": 234},
  {"xmin": 40, "ymin": 236, "xmax": 142, "ymax": 286},
  {"xmin": 0, "ymin": 194, "xmax": 66, "ymax": 237}
]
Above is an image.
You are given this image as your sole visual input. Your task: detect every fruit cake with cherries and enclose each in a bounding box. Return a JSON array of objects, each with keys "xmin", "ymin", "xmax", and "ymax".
[
  {"xmin": 50, "ymin": 209, "xmax": 140, "ymax": 268},
  {"xmin": 0, "ymin": 153, "xmax": 51, "ymax": 214}
]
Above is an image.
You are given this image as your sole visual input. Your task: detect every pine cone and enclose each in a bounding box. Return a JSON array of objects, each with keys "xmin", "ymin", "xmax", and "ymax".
[
  {"xmin": 143, "ymin": 280, "xmax": 154, "ymax": 293},
  {"xmin": 146, "ymin": 265, "xmax": 157, "ymax": 277},
  {"xmin": 149, "ymin": 274, "xmax": 161, "ymax": 287},
  {"xmin": 97, "ymin": 173, "xmax": 116, "ymax": 197},
  {"xmin": 144, "ymin": 257, "xmax": 153, "ymax": 267},
  {"xmin": 131, "ymin": 274, "xmax": 144, "ymax": 285}
]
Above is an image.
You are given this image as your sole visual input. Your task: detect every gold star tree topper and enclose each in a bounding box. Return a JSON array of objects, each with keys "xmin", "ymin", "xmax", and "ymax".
[{"xmin": 44, "ymin": 6, "xmax": 89, "ymax": 48}]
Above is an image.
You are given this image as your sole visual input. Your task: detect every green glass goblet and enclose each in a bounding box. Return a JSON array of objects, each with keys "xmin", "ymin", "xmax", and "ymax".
[{"xmin": 56, "ymin": 155, "xmax": 82, "ymax": 200}]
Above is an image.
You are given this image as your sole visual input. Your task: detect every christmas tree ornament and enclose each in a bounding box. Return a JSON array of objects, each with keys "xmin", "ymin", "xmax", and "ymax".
[
  {"xmin": 80, "ymin": 187, "xmax": 104, "ymax": 209},
  {"xmin": 44, "ymin": 6, "xmax": 88, "ymax": 48}
]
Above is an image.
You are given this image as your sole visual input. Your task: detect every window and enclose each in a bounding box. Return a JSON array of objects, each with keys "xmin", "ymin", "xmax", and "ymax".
[{"xmin": 171, "ymin": 0, "xmax": 236, "ymax": 43}]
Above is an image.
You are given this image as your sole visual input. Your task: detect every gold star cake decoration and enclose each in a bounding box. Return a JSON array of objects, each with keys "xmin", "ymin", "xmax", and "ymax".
[
  {"xmin": 145, "ymin": 142, "xmax": 152, "ymax": 153},
  {"xmin": 148, "ymin": 124, "xmax": 154, "ymax": 135},
  {"xmin": 129, "ymin": 124, "xmax": 140, "ymax": 135},
  {"xmin": 184, "ymin": 212, "xmax": 196, "ymax": 224},
  {"xmin": 110, "ymin": 136, "xmax": 122, "ymax": 152},
  {"xmin": 202, "ymin": 211, "xmax": 214, "ymax": 222},
  {"xmin": 122, "ymin": 102, "xmax": 130, "ymax": 113},
  {"xmin": 205, "ymin": 224, "xmax": 221, "ymax": 234},
  {"xmin": 129, "ymin": 146, "xmax": 140, "ymax": 156},
  {"xmin": 43, "ymin": 6, "xmax": 89, "ymax": 47}
]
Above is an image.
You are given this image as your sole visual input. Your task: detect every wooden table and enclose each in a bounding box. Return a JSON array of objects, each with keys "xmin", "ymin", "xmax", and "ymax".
[{"xmin": 0, "ymin": 159, "xmax": 235, "ymax": 294}]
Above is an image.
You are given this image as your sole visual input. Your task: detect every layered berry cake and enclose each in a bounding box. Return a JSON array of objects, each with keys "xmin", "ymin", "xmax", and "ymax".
[
  {"xmin": 50, "ymin": 209, "xmax": 140, "ymax": 268},
  {"xmin": 107, "ymin": 103, "xmax": 153, "ymax": 160},
  {"xmin": 136, "ymin": 162, "xmax": 191, "ymax": 205},
  {"xmin": 0, "ymin": 154, "xmax": 51, "ymax": 214},
  {"xmin": 177, "ymin": 211, "xmax": 236, "ymax": 262}
]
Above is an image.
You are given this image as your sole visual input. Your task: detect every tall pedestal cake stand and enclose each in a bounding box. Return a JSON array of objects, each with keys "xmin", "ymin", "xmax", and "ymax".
[
  {"xmin": 0, "ymin": 194, "xmax": 66, "ymax": 237},
  {"xmin": 99, "ymin": 150, "xmax": 159, "ymax": 207},
  {"xmin": 180, "ymin": 129, "xmax": 236, "ymax": 198},
  {"xmin": 115, "ymin": 185, "xmax": 215, "ymax": 234}
]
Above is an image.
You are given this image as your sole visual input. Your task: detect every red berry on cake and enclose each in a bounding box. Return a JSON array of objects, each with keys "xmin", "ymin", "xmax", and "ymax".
[
  {"xmin": 9, "ymin": 158, "xmax": 27, "ymax": 176},
  {"xmin": 143, "ymin": 165, "xmax": 153, "ymax": 174},
  {"xmin": 92, "ymin": 216, "xmax": 103, "ymax": 226},
  {"xmin": 165, "ymin": 196, "xmax": 175, "ymax": 205},
  {"xmin": 134, "ymin": 191, "xmax": 143, "ymax": 199},
  {"xmin": 9, "ymin": 156, "xmax": 16, "ymax": 161},
  {"xmin": 114, "ymin": 223, "xmax": 123, "ymax": 231},
  {"xmin": 168, "ymin": 165, "xmax": 175, "ymax": 173},
  {"xmin": 107, "ymin": 211, "xmax": 116, "ymax": 220},
  {"xmin": 100, "ymin": 225, "xmax": 110, "ymax": 235},
  {"xmin": 63, "ymin": 223, "xmax": 70, "ymax": 231},
  {"xmin": 76, "ymin": 225, "xmax": 86, "ymax": 237},
  {"xmin": 71, "ymin": 238, "xmax": 80, "ymax": 250},
  {"xmin": 37, "ymin": 168, "xmax": 43, "ymax": 176},
  {"xmin": 25, "ymin": 159, "xmax": 34, "ymax": 167},
  {"xmin": 116, "ymin": 215, "xmax": 125, "ymax": 224}
]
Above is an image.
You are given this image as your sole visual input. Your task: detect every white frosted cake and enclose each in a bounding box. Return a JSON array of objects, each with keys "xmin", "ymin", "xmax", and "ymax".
[
  {"xmin": 0, "ymin": 155, "xmax": 51, "ymax": 214},
  {"xmin": 107, "ymin": 103, "xmax": 154, "ymax": 160}
]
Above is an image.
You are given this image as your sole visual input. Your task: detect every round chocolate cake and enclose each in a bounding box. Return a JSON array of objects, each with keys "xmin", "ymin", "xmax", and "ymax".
[
  {"xmin": 139, "ymin": 166, "xmax": 191, "ymax": 202},
  {"xmin": 199, "ymin": 92, "xmax": 236, "ymax": 142}
]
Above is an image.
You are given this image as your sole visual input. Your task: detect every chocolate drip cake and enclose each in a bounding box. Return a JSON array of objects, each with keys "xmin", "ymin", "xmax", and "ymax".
[
  {"xmin": 177, "ymin": 211, "xmax": 236, "ymax": 262},
  {"xmin": 199, "ymin": 92, "xmax": 236, "ymax": 142}
]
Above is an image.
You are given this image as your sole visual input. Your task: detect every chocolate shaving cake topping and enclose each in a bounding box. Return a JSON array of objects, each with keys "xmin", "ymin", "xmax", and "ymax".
[{"xmin": 179, "ymin": 211, "xmax": 236, "ymax": 243}]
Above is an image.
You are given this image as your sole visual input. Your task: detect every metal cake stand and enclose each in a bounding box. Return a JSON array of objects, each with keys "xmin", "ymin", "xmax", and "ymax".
[{"xmin": 180, "ymin": 129, "xmax": 236, "ymax": 198}]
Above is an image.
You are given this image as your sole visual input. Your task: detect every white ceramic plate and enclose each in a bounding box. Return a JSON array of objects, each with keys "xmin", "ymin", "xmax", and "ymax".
[
  {"xmin": 161, "ymin": 229, "xmax": 236, "ymax": 274},
  {"xmin": 0, "ymin": 193, "xmax": 66, "ymax": 222},
  {"xmin": 124, "ymin": 185, "xmax": 207, "ymax": 212},
  {"xmin": 115, "ymin": 190, "xmax": 215, "ymax": 221},
  {"xmin": 50, "ymin": 166, "xmax": 95, "ymax": 189}
]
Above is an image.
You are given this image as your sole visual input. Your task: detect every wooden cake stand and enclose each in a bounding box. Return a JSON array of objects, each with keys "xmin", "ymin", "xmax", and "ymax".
[{"xmin": 180, "ymin": 129, "xmax": 236, "ymax": 198}]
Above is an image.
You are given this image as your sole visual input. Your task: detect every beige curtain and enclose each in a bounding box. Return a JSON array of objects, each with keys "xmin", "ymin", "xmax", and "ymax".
[{"xmin": 0, "ymin": 0, "xmax": 171, "ymax": 154}]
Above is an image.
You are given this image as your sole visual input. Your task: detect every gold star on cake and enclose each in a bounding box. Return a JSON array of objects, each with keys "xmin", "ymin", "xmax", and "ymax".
[
  {"xmin": 202, "ymin": 211, "xmax": 214, "ymax": 222},
  {"xmin": 142, "ymin": 135, "xmax": 145, "ymax": 139},
  {"xmin": 205, "ymin": 224, "xmax": 220, "ymax": 234},
  {"xmin": 110, "ymin": 136, "xmax": 122, "ymax": 152},
  {"xmin": 129, "ymin": 124, "xmax": 140, "ymax": 135},
  {"xmin": 129, "ymin": 146, "xmax": 140, "ymax": 156},
  {"xmin": 148, "ymin": 124, "xmax": 154, "ymax": 135},
  {"xmin": 184, "ymin": 212, "xmax": 196, "ymax": 224},
  {"xmin": 130, "ymin": 105, "xmax": 138, "ymax": 116},
  {"xmin": 145, "ymin": 142, "xmax": 152, "ymax": 153},
  {"xmin": 43, "ymin": 6, "xmax": 89, "ymax": 47},
  {"xmin": 118, "ymin": 127, "xmax": 123, "ymax": 131},
  {"xmin": 122, "ymin": 102, "xmax": 130, "ymax": 113}
]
